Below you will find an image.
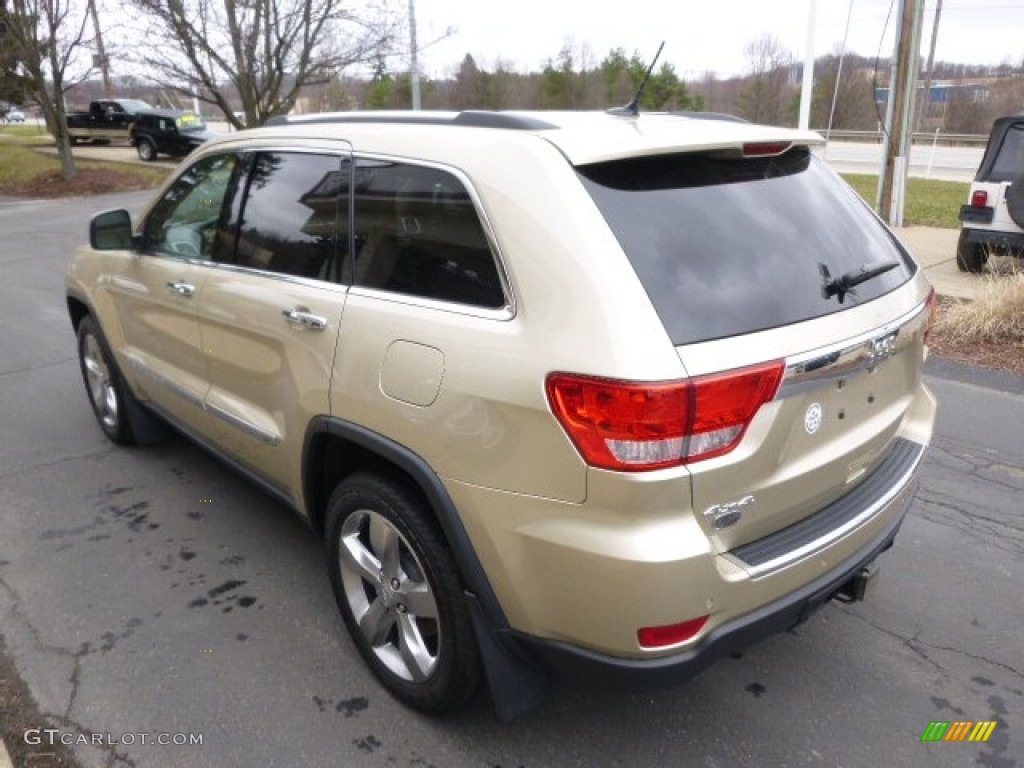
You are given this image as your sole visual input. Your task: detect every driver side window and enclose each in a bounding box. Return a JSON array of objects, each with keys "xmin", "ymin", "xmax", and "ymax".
[{"xmin": 144, "ymin": 153, "xmax": 239, "ymax": 261}]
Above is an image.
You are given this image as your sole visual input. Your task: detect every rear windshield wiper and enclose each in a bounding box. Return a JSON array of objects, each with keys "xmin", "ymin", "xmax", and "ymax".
[{"xmin": 819, "ymin": 260, "xmax": 900, "ymax": 303}]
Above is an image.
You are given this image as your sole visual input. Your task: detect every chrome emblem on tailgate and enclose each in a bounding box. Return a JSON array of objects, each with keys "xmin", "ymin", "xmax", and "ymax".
[
  {"xmin": 866, "ymin": 331, "xmax": 899, "ymax": 367},
  {"xmin": 704, "ymin": 495, "xmax": 755, "ymax": 529}
]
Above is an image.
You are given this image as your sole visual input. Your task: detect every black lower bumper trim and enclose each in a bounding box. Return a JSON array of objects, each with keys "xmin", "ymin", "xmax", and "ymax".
[{"xmin": 505, "ymin": 505, "xmax": 909, "ymax": 691}]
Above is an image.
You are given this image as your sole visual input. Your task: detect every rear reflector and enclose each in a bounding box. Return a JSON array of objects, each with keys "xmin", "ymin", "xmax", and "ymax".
[
  {"xmin": 971, "ymin": 189, "xmax": 989, "ymax": 207},
  {"xmin": 546, "ymin": 361, "xmax": 783, "ymax": 472},
  {"xmin": 638, "ymin": 615, "xmax": 710, "ymax": 648}
]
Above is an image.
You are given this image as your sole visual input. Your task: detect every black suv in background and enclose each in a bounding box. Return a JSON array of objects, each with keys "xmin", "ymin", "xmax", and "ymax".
[{"xmin": 129, "ymin": 109, "xmax": 217, "ymax": 161}]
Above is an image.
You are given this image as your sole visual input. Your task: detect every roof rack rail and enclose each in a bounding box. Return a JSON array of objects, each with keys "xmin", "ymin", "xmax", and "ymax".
[{"xmin": 263, "ymin": 110, "xmax": 558, "ymax": 131}]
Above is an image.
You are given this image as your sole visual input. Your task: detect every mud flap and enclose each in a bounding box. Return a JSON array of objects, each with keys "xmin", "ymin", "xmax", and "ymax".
[{"xmin": 467, "ymin": 597, "xmax": 548, "ymax": 722}]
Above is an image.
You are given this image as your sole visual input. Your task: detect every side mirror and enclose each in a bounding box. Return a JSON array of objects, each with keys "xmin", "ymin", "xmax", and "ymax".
[{"xmin": 90, "ymin": 209, "xmax": 135, "ymax": 250}]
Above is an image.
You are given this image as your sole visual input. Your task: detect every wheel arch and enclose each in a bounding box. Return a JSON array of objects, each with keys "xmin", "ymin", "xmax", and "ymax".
[
  {"xmin": 66, "ymin": 292, "xmax": 91, "ymax": 332},
  {"xmin": 302, "ymin": 416, "xmax": 510, "ymax": 630},
  {"xmin": 303, "ymin": 416, "xmax": 551, "ymax": 719}
]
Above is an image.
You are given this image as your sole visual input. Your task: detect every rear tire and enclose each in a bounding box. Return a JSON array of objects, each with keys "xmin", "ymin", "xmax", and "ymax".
[
  {"xmin": 325, "ymin": 472, "xmax": 481, "ymax": 713},
  {"xmin": 137, "ymin": 138, "xmax": 156, "ymax": 162},
  {"xmin": 956, "ymin": 231, "xmax": 988, "ymax": 273}
]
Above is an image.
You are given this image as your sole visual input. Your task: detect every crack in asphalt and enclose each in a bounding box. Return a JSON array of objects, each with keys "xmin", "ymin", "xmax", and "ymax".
[
  {"xmin": 0, "ymin": 446, "xmax": 116, "ymax": 483},
  {"xmin": 0, "ymin": 575, "xmax": 138, "ymax": 768},
  {"xmin": 844, "ymin": 609, "xmax": 1024, "ymax": 683},
  {"xmin": 0, "ymin": 356, "xmax": 77, "ymax": 379}
]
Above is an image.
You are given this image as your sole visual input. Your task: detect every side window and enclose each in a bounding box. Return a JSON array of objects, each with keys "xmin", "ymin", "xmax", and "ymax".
[
  {"xmin": 228, "ymin": 152, "xmax": 347, "ymax": 282},
  {"xmin": 352, "ymin": 159, "xmax": 505, "ymax": 309},
  {"xmin": 144, "ymin": 153, "xmax": 240, "ymax": 260}
]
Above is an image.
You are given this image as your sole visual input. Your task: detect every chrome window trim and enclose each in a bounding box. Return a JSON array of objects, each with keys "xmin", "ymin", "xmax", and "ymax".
[
  {"xmin": 349, "ymin": 151, "xmax": 517, "ymax": 320},
  {"xmin": 347, "ymin": 283, "xmax": 514, "ymax": 321},
  {"xmin": 778, "ymin": 298, "xmax": 930, "ymax": 399},
  {"xmin": 191, "ymin": 259, "xmax": 351, "ymax": 296}
]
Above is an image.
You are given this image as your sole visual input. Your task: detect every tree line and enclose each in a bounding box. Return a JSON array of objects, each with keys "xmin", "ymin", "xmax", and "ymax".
[{"xmin": 2, "ymin": 0, "xmax": 1022, "ymax": 181}]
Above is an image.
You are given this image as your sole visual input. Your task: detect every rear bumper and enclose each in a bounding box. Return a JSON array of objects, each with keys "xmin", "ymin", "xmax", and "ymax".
[
  {"xmin": 505, "ymin": 495, "xmax": 911, "ymax": 690},
  {"xmin": 961, "ymin": 226, "xmax": 1024, "ymax": 251}
]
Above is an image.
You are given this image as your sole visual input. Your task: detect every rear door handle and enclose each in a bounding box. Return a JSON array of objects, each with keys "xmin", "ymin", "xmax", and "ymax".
[
  {"xmin": 166, "ymin": 280, "xmax": 196, "ymax": 297},
  {"xmin": 282, "ymin": 307, "xmax": 327, "ymax": 330}
]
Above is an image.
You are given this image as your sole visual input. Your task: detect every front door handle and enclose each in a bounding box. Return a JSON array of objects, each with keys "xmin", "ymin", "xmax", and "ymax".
[
  {"xmin": 166, "ymin": 280, "xmax": 196, "ymax": 297},
  {"xmin": 282, "ymin": 307, "xmax": 327, "ymax": 330}
]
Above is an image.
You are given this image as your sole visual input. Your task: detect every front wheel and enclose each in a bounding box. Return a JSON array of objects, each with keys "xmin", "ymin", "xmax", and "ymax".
[
  {"xmin": 325, "ymin": 472, "xmax": 480, "ymax": 713},
  {"xmin": 77, "ymin": 315, "xmax": 135, "ymax": 444},
  {"xmin": 956, "ymin": 231, "xmax": 988, "ymax": 273}
]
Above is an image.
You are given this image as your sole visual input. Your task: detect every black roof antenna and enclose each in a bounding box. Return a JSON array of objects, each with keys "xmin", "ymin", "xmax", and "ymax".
[{"xmin": 608, "ymin": 41, "xmax": 665, "ymax": 117}]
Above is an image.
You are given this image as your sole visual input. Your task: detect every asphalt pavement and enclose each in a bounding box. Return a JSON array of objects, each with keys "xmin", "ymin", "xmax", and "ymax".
[{"xmin": 1, "ymin": 193, "xmax": 1021, "ymax": 768}]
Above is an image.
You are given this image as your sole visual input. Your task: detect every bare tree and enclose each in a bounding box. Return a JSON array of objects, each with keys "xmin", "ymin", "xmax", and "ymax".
[
  {"xmin": 5, "ymin": 0, "xmax": 93, "ymax": 178},
  {"xmin": 737, "ymin": 34, "xmax": 795, "ymax": 126},
  {"xmin": 128, "ymin": 0, "xmax": 397, "ymax": 128}
]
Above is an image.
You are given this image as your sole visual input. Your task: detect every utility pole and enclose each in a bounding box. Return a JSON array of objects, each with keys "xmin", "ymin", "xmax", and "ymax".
[
  {"xmin": 878, "ymin": 0, "xmax": 924, "ymax": 227},
  {"xmin": 86, "ymin": 0, "xmax": 111, "ymax": 98},
  {"xmin": 408, "ymin": 0, "xmax": 421, "ymax": 110},
  {"xmin": 798, "ymin": 0, "xmax": 816, "ymax": 130},
  {"xmin": 916, "ymin": 0, "xmax": 942, "ymax": 132}
]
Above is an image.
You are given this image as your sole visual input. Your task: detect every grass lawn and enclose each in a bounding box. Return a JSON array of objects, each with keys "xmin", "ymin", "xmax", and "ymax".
[
  {"xmin": 840, "ymin": 173, "xmax": 968, "ymax": 229},
  {"xmin": 0, "ymin": 129, "xmax": 169, "ymax": 196}
]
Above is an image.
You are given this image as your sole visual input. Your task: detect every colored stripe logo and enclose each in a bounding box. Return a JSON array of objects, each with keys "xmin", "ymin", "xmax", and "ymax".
[{"xmin": 921, "ymin": 721, "xmax": 997, "ymax": 742}]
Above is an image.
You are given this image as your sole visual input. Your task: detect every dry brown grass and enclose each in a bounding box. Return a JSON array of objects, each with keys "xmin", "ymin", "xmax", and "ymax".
[{"xmin": 934, "ymin": 271, "xmax": 1024, "ymax": 346}]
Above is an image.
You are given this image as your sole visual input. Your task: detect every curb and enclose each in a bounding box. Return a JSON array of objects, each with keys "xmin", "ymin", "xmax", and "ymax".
[{"xmin": 0, "ymin": 737, "xmax": 13, "ymax": 768}]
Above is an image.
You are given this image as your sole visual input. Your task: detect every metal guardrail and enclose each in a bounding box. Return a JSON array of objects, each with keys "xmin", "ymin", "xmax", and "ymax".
[{"xmin": 817, "ymin": 129, "xmax": 987, "ymax": 147}]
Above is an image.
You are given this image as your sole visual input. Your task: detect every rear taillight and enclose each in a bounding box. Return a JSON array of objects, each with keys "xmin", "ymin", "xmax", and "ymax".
[
  {"xmin": 971, "ymin": 189, "xmax": 989, "ymax": 207},
  {"xmin": 546, "ymin": 361, "xmax": 783, "ymax": 472}
]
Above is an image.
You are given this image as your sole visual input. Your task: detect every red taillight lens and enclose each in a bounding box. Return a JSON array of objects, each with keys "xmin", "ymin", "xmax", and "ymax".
[
  {"xmin": 689, "ymin": 363, "xmax": 785, "ymax": 462},
  {"xmin": 545, "ymin": 361, "xmax": 783, "ymax": 472},
  {"xmin": 742, "ymin": 141, "xmax": 792, "ymax": 157},
  {"xmin": 638, "ymin": 615, "xmax": 710, "ymax": 648},
  {"xmin": 971, "ymin": 189, "xmax": 989, "ymax": 207}
]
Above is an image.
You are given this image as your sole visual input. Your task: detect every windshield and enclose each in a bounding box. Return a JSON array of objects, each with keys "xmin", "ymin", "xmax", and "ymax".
[
  {"xmin": 175, "ymin": 113, "xmax": 207, "ymax": 132},
  {"xmin": 577, "ymin": 150, "xmax": 914, "ymax": 345}
]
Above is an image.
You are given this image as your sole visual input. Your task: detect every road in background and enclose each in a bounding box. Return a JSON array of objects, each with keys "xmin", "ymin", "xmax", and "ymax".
[
  {"xmin": 817, "ymin": 140, "xmax": 982, "ymax": 182},
  {"xmin": 1, "ymin": 191, "xmax": 1020, "ymax": 768}
]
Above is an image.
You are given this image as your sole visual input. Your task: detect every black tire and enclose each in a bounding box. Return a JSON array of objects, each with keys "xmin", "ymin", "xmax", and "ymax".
[
  {"xmin": 956, "ymin": 230, "xmax": 988, "ymax": 273},
  {"xmin": 325, "ymin": 472, "xmax": 480, "ymax": 713},
  {"xmin": 137, "ymin": 139, "xmax": 157, "ymax": 162},
  {"xmin": 1006, "ymin": 172, "xmax": 1024, "ymax": 230},
  {"xmin": 77, "ymin": 315, "xmax": 136, "ymax": 445}
]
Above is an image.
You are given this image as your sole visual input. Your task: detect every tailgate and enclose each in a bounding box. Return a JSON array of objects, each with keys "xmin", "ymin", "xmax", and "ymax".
[{"xmin": 685, "ymin": 300, "xmax": 931, "ymax": 570}]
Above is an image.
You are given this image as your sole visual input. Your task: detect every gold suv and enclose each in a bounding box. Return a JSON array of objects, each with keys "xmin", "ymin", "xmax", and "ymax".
[{"xmin": 66, "ymin": 110, "xmax": 937, "ymax": 718}]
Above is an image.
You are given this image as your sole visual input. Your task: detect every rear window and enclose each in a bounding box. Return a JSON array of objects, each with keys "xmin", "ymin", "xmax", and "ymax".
[
  {"xmin": 578, "ymin": 149, "xmax": 914, "ymax": 345},
  {"xmin": 990, "ymin": 124, "xmax": 1024, "ymax": 182}
]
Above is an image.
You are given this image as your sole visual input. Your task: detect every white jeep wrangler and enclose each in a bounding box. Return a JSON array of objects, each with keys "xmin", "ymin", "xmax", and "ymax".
[{"xmin": 957, "ymin": 114, "xmax": 1024, "ymax": 272}]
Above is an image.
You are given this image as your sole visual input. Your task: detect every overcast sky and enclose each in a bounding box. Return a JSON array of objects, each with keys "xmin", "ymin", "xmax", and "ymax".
[{"xmin": 408, "ymin": 0, "xmax": 1024, "ymax": 79}]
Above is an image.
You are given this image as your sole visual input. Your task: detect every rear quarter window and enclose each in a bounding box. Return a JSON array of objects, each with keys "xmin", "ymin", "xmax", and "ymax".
[{"xmin": 578, "ymin": 149, "xmax": 915, "ymax": 345}]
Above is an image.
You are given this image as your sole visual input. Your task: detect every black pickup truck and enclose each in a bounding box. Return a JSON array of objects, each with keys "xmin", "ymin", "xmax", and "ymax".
[{"xmin": 66, "ymin": 99, "xmax": 153, "ymax": 144}]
